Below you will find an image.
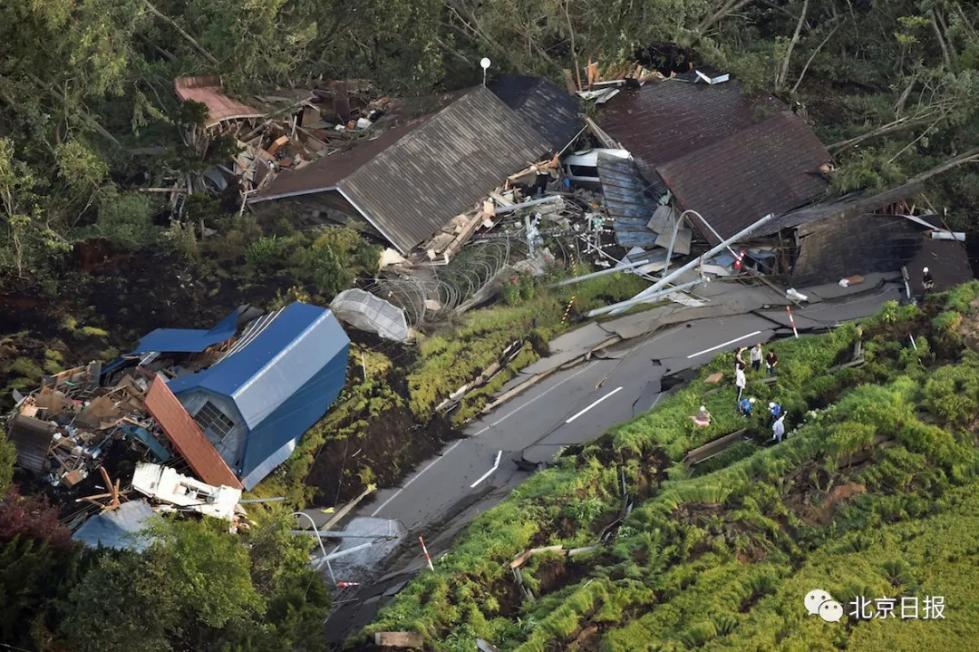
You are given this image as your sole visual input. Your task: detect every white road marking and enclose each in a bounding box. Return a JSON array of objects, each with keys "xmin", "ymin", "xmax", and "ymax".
[
  {"xmin": 470, "ymin": 362, "xmax": 597, "ymax": 436},
  {"xmin": 469, "ymin": 450, "xmax": 503, "ymax": 488},
  {"xmin": 565, "ymin": 386, "xmax": 624, "ymax": 424},
  {"xmin": 686, "ymin": 330, "xmax": 763, "ymax": 359},
  {"xmin": 369, "ymin": 439, "xmax": 463, "ymax": 517}
]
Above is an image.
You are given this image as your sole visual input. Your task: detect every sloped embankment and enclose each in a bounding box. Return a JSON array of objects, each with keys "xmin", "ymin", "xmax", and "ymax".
[{"xmin": 355, "ymin": 281, "xmax": 979, "ymax": 650}]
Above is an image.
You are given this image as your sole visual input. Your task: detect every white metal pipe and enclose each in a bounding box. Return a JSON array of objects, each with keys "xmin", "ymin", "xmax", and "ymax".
[
  {"xmin": 586, "ymin": 279, "xmax": 705, "ymax": 317},
  {"xmin": 587, "ymin": 213, "xmax": 775, "ymax": 317},
  {"xmin": 552, "ymin": 257, "xmax": 659, "ymax": 286},
  {"xmin": 644, "ymin": 213, "xmax": 775, "ymax": 297}
]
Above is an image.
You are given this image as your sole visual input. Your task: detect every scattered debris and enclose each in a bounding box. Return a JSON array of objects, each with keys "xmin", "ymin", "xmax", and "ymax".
[
  {"xmin": 132, "ymin": 462, "xmax": 242, "ymax": 521},
  {"xmin": 6, "ymin": 302, "xmax": 350, "ymax": 537}
]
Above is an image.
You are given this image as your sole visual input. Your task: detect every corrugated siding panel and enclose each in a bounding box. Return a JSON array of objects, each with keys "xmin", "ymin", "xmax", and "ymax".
[
  {"xmin": 340, "ymin": 87, "xmax": 553, "ymax": 252},
  {"xmin": 596, "ymin": 153, "xmax": 660, "ymax": 247},
  {"xmin": 144, "ymin": 376, "xmax": 241, "ymax": 489},
  {"xmin": 656, "ymin": 112, "xmax": 831, "ymax": 244}
]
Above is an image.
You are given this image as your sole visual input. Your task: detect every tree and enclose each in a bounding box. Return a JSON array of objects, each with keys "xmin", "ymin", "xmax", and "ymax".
[
  {"xmin": 0, "ymin": 138, "xmax": 70, "ymax": 281},
  {"xmin": 0, "ymin": 489, "xmax": 81, "ymax": 648},
  {"xmin": 0, "ymin": 426, "xmax": 14, "ymax": 496}
]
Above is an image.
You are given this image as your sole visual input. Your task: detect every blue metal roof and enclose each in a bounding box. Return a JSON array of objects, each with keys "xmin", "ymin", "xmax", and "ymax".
[
  {"xmin": 132, "ymin": 307, "xmax": 242, "ymax": 354},
  {"xmin": 166, "ymin": 302, "xmax": 350, "ymax": 489}
]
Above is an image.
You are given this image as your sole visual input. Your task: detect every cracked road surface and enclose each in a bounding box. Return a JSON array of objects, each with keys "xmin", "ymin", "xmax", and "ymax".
[{"xmin": 323, "ymin": 277, "xmax": 903, "ymax": 641}]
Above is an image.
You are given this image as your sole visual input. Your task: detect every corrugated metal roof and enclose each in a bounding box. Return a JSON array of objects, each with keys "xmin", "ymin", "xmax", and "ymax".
[
  {"xmin": 131, "ymin": 307, "xmax": 242, "ymax": 355},
  {"xmin": 251, "ymin": 86, "xmax": 554, "ymax": 253},
  {"xmin": 488, "ymin": 75, "xmax": 583, "ymax": 150},
  {"xmin": 144, "ymin": 376, "xmax": 241, "ymax": 488},
  {"xmin": 174, "ymin": 76, "xmax": 264, "ymax": 128},
  {"xmin": 166, "ymin": 302, "xmax": 350, "ymax": 488},
  {"xmin": 656, "ymin": 112, "xmax": 831, "ymax": 244},
  {"xmin": 598, "ymin": 79, "xmax": 769, "ymax": 179},
  {"xmin": 595, "ymin": 152, "xmax": 660, "ymax": 248},
  {"xmin": 8, "ymin": 414, "xmax": 56, "ymax": 474}
]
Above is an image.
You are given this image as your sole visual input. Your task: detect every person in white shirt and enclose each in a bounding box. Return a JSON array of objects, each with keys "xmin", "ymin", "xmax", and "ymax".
[
  {"xmin": 772, "ymin": 415, "xmax": 786, "ymax": 442},
  {"xmin": 735, "ymin": 363, "xmax": 747, "ymax": 401},
  {"xmin": 750, "ymin": 343, "xmax": 763, "ymax": 372}
]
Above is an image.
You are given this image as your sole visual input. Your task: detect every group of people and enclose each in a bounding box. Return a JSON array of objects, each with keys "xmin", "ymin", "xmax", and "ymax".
[
  {"xmin": 691, "ymin": 342, "xmax": 788, "ymax": 442},
  {"xmin": 733, "ymin": 343, "xmax": 787, "ymax": 443},
  {"xmin": 733, "ymin": 343, "xmax": 778, "ymax": 400}
]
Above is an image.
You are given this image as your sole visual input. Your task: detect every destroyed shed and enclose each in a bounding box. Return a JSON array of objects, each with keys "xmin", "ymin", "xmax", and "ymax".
[
  {"xmin": 163, "ymin": 302, "xmax": 350, "ymax": 489},
  {"xmin": 249, "ymin": 81, "xmax": 582, "ymax": 253},
  {"xmin": 174, "ymin": 76, "xmax": 265, "ymax": 128},
  {"xmin": 7, "ymin": 302, "xmax": 349, "ymax": 503}
]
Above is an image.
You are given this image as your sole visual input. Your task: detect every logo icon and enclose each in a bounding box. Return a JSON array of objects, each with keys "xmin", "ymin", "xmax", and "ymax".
[{"xmin": 805, "ymin": 589, "xmax": 843, "ymax": 623}]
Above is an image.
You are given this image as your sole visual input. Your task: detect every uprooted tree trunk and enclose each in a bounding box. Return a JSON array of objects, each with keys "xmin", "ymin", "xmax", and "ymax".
[
  {"xmin": 775, "ymin": 0, "xmax": 809, "ymax": 93},
  {"xmin": 142, "ymin": 0, "xmax": 219, "ymax": 67},
  {"xmin": 697, "ymin": 0, "xmax": 756, "ymax": 34},
  {"xmin": 908, "ymin": 147, "xmax": 979, "ymax": 183}
]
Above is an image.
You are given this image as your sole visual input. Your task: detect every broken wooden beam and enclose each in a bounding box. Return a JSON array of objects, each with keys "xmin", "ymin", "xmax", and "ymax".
[
  {"xmin": 683, "ymin": 429, "xmax": 747, "ymax": 466},
  {"xmin": 374, "ymin": 631, "xmax": 423, "ymax": 648}
]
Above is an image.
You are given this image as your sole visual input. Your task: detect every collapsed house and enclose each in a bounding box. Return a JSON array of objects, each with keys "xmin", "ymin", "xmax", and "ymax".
[
  {"xmin": 6, "ymin": 301, "xmax": 350, "ymax": 540},
  {"xmin": 583, "ymin": 73, "xmax": 973, "ymax": 288},
  {"xmin": 248, "ymin": 76, "xmax": 582, "ymax": 255}
]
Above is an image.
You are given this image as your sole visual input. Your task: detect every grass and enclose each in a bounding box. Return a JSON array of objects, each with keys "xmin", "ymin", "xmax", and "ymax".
[
  {"xmin": 408, "ymin": 270, "xmax": 649, "ymax": 423},
  {"xmin": 356, "ymin": 281, "xmax": 979, "ymax": 650}
]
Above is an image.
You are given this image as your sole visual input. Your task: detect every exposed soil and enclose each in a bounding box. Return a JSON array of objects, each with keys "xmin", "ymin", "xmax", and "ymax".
[{"xmin": 304, "ymin": 407, "xmax": 458, "ymax": 505}]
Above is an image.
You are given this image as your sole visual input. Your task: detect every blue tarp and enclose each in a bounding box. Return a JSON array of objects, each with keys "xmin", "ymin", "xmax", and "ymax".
[
  {"xmin": 72, "ymin": 500, "xmax": 156, "ymax": 551},
  {"xmin": 167, "ymin": 302, "xmax": 350, "ymax": 489},
  {"xmin": 131, "ymin": 307, "xmax": 242, "ymax": 355}
]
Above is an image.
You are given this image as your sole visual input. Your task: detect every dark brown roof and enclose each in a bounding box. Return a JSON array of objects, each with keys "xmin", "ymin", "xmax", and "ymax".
[
  {"xmin": 656, "ymin": 112, "xmax": 831, "ymax": 244},
  {"xmin": 756, "ymin": 181, "xmax": 925, "ymax": 236},
  {"xmin": 251, "ymin": 86, "xmax": 554, "ymax": 253},
  {"xmin": 791, "ymin": 214, "xmax": 973, "ymax": 287},
  {"xmin": 599, "ymin": 80, "xmax": 768, "ymax": 178},
  {"xmin": 144, "ymin": 376, "xmax": 241, "ymax": 489}
]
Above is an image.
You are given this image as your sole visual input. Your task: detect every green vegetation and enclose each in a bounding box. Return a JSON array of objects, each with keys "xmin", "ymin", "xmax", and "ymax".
[
  {"xmin": 0, "ymin": 499, "xmax": 329, "ymax": 652},
  {"xmin": 359, "ymin": 282, "xmax": 979, "ymax": 650},
  {"xmin": 410, "ymin": 270, "xmax": 649, "ymax": 424}
]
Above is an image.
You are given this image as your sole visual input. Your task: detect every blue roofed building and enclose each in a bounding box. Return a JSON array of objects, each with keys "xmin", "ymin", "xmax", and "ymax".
[
  {"xmin": 163, "ymin": 302, "xmax": 349, "ymax": 489},
  {"xmin": 132, "ymin": 306, "xmax": 246, "ymax": 355}
]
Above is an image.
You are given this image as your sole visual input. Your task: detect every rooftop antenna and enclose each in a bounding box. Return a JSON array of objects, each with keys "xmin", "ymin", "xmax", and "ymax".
[{"xmin": 480, "ymin": 57, "xmax": 491, "ymax": 86}]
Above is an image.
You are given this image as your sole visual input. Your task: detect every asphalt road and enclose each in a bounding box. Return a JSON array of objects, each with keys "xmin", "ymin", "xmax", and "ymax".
[{"xmin": 322, "ymin": 277, "xmax": 903, "ymax": 641}]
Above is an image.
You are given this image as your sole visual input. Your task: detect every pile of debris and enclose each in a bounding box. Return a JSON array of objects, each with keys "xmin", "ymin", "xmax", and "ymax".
[
  {"xmin": 6, "ymin": 301, "xmax": 351, "ymax": 546},
  {"xmin": 9, "ymin": 363, "xmax": 164, "ymax": 490},
  {"xmin": 161, "ymin": 76, "xmax": 397, "ymax": 215}
]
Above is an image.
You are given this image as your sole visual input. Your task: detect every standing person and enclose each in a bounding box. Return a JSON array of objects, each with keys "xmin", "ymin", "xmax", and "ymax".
[
  {"xmin": 735, "ymin": 347, "xmax": 747, "ymax": 368},
  {"xmin": 750, "ymin": 343, "xmax": 763, "ymax": 372},
  {"xmin": 772, "ymin": 414, "xmax": 786, "ymax": 443},
  {"xmin": 922, "ymin": 266, "xmax": 935, "ymax": 299},
  {"xmin": 766, "ymin": 350, "xmax": 779, "ymax": 377},
  {"xmin": 735, "ymin": 364, "xmax": 747, "ymax": 402}
]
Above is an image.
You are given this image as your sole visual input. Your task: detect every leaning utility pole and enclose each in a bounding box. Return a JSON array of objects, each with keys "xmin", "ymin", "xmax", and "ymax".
[{"xmin": 587, "ymin": 213, "xmax": 776, "ymax": 317}]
